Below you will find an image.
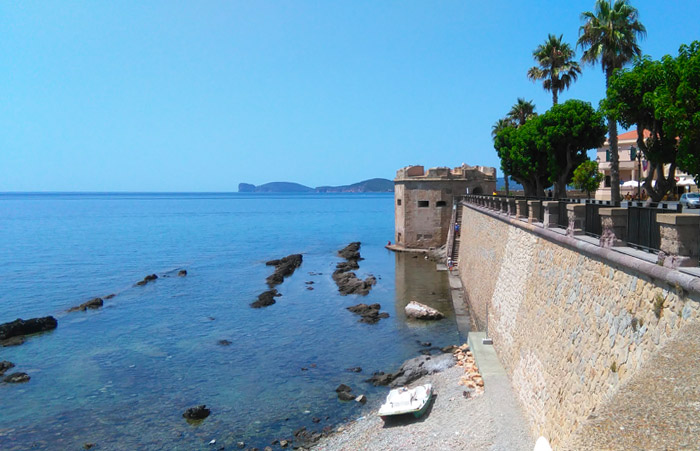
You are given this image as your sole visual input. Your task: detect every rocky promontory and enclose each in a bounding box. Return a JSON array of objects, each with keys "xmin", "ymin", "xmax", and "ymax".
[
  {"xmin": 0, "ymin": 316, "xmax": 58, "ymax": 344},
  {"xmin": 365, "ymin": 353, "xmax": 455, "ymax": 387}
]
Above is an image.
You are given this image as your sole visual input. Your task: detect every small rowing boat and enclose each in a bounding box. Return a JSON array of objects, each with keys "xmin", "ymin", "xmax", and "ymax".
[{"xmin": 377, "ymin": 383, "xmax": 433, "ymax": 420}]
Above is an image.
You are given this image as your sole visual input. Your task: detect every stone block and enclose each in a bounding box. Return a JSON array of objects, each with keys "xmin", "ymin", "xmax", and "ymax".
[
  {"xmin": 528, "ymin": 200, "xmax": 542, "ymax": 225},
  {"xmin": 656, "ymin": 214, "xmax": 699, "ymax": 268},
  {"xmin": 516, "ymin": 200, "xmax": 528, "ymax": 220},
  {"xmin": 566, "ymin": 204, "xmax": 585, "ymax": 236},
  {"xmin": 599, "ymin": 208, "xmax": 627, "ymax": 248},
  {"xmin": 542, "ymin": 201, "xmax": 559, "ymax": 228}
]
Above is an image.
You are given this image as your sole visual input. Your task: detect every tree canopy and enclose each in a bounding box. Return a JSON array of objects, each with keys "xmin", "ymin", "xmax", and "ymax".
[
  {"xmin": 493, "ymin": 99, "xmax": 606, "ymax": 198},
  {"xmin": 572, "ymin": 160, "xmax": 604, "ymax": 198},
  {"xmin": 603, "ymin": 41, "xmax": 700, "ymax": 201}
]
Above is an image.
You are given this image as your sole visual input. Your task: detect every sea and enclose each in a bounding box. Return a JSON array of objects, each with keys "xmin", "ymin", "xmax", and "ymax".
[{"xmin": 0, "ymin": 192, "xmax": 460, "ymax": 450}]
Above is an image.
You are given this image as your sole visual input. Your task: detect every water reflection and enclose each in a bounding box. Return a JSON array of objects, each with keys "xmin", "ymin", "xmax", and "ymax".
[{"xmin": 393, "ymin": 252, "xmax": 454, "ymax": 323}]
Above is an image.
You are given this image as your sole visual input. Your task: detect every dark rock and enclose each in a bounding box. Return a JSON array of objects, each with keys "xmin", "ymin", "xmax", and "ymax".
[
  {"xmin": 301, "ymin": 367, "xmax": 308, "ymax": 371},
  {"xmin": 178, "ymin": 270, "xmax": 188, "ymax": 277},
  {"xmin": 0, "ymin": 316, "xmax": 58, "ymax": 341},
  {"xmin": 84, "ymin": 443, "xmax": 95, "ymax": 450},
  {"xmin": 365, "ymin": 372, "xmax": 394, "ymax": 386},
  {"xmin": 306, "ymin": 286, "xmax": 314, "ymax": 291},
  {"xmin": 338, "ymin": 242, "xmax": 362, "ymax": 261},
  {"xmin": 305, "ymin": 281, "xmax": 314, "ymax": 285},
  {"xmin": 67, "ymin": 297, "xmax": 104, "ymax": 313},
  {"xmin": 346, "ymin": 367, "xmax": 362, "ymax": 373},
  {"xmin": 419, "ymin": 341, "xmax": 432, "ymax": 347},
  {"xmin": 335, "ymin": 384, "xmax": 352, "ymax": 393},
  {"xmin": 312, "ymin": 417, "xmax": 320, "ymax": 423},
  {"xmin": 346, "ymin": 303, "xmax": 389, "ymax": 324},
  {"xmin": 265, "ymin": 254, "xmax": 303, "ymax": 287},
  {"xmin": 217, "ymin": 339, "xmax": 232, "ymax": 346},
  {"xmin": 0, "ymin": 361, "xmax": 15, "ymax": 376},
  {"xmin": 136, "ymin": 274, "xmax": 158, "ymax": 286},
  {"xmin": 251, "ymin": 289, "xmax": 280, "ymax": 308},
  {"xmin": 103, "ymin": 294, "xmax": 116, "ymax": 300},
  {"xmin": 365, "ymin": 354, "xmax": 455, "ymax": 388},
  {"xmin": 183, "ymin": 405, "xmax": 210, "ymax": 420},
  {"xmin": 337, "ymin": 391, "xmax": 355, "ymax": 401},
  {"xmin": 3, "ymin": 372, "xmax": 30, "ymax": 383}
]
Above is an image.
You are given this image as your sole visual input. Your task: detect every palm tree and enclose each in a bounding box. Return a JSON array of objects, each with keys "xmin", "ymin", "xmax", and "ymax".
[
  {"xmin": 527, "ymin": 34, "xmax": 582, "ymax": 106},
  {"xmin": 578, "ymin": 0, "xmax": 646, "ymax": 203},
  {"xmin": 507, "ymin": 98, "xmax": 536, "ymax": 127},
  {"xmin": 492, "ymin": 118, "xmax": 514, "ymax": 196}
]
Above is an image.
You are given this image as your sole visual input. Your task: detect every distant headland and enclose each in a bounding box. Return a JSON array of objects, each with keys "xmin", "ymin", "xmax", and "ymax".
[{"xmin": 238, "ymin": 178, "xmax": 394, "ymax": 193}]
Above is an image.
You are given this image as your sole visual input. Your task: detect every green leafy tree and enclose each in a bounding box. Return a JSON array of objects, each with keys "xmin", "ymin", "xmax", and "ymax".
[
  {"xmin": 572, "ymin": 160, "xmax": 605, "ymax": 198},
  {"xmin": 604, "ymin": 41, "xmax": 700, "ymax": 200},
  {"xmin": 538, "ymin": 100, "xmax": 607, "ymax": 198},
  {"xmin": 527, "ymin": 34, "xmax": 582, "ymax": 106},
  {"xmin": 578, "ymin": 0, "xmax": 646, "ymax": 202},
  {"xmin": 492, "ymin": 118, "xmax": 514, "ymax": 196}
]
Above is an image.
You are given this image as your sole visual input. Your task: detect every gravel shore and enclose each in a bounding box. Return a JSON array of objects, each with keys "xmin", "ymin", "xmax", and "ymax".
[{"xmin": 314, "ymin": 362, "xmax": 534, "ymax": 451}]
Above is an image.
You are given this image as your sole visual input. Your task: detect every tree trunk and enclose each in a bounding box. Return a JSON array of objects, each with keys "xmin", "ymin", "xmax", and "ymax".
[
  {"xmin": 606, "ymin": 66, "xmax": 620, "ymax": 204},
  {"xmin": 553, "ymin": 89, "xmax": 558, "ymax": 106},
  {"xmin": 504, "ymin": 175, "xmax": 510, "ymax": 197}
]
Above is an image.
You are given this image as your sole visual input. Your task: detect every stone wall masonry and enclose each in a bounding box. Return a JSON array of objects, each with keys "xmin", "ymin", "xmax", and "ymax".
[{"xmin": 458, "ymin": 203, "xmax": 700, "ymax": 448}]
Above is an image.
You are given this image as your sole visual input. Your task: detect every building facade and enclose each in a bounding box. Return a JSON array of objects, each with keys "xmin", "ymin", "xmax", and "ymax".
[
  {"xmin": 394, "ymin": 164, "xmax": 496, "ymax": 248},
  {"xmin": 595, "ymin": 129, "xmax": 697, "ymax": 200}
]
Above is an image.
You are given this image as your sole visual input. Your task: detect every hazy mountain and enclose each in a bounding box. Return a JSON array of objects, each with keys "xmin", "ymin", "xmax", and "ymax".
[{"xmin": 238, "ymin": 178, "xmax": 394, "ymax": 193}]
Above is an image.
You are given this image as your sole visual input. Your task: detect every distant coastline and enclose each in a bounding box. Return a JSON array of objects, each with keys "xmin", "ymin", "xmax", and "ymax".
[{"xmin": 238, "ymin": 178, "xmax": 394, "ymax": 193}]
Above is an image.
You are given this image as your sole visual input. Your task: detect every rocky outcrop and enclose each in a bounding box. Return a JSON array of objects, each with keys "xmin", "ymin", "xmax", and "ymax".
[
  {"xmin": 0, "ymin": 361, "xmax": 15, "ymax": 376},
  {"xmin": 265, "ymin": 254, "xmax": 303, "ymax": 287},
  {"xmin": 177, "ymin": 270, "xmax": 187, "ymax": 277},
  {"xmin": 332, "ymin": 242, "xmax": 377, "ymax": 296},
  {"xmin": 67, "ymin": 297, "xmax": 104, "ymax": 313},
  {"xmin": 183, "ymin": 405, "xmax": 210, "ymax": 420},
  {"xmin": 250, "ymin": 289, "xmax": 281, "ymax": 308},
  {"xmin": 335, "ymin": 384, "xmax": 356, "ymax": 401},
  {"xmin": 135, "ymin": 274, "xmax": 158, "ymax": 286},
  {"xmin": 365, "ymin": 353, "xmax": 455, "ymax": 387},
  {"xmin": 405, "ymin": 301, "xmax": 445, "ymax": 320},
  {"xmin": 0, "ymin": 316, "xmax": 58, "ymax": 342},
  {"xmin": 346, "ymin": 303, "xmax": 389, "ymax": 324},
  {"xmin": 3, "ymin": 372, "xmax": 30, "ymax": 383}
]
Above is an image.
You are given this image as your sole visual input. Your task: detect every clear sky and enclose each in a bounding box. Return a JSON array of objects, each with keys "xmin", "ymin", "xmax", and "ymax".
[{"xmin": 2, "ymin": 1, "xmax": 699, "ymax": 191}]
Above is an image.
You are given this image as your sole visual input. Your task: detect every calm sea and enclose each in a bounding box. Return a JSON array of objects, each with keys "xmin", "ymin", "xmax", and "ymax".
[{"xmin": 0, "ymin": 193, "xmax": 458, "ymax": 450}]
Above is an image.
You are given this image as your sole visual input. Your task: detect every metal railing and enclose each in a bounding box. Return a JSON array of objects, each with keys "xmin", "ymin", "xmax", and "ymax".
[{"xmin": 626, "ymin": 202, "xmax": 682, "ymax": 252}]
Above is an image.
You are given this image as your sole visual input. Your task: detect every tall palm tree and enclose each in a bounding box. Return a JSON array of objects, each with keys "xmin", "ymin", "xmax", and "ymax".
[
  {"xmin": 578, "ymin": 0, "xmax": 646, "ymax": 203},
  {"xmin": 492, "ymin": 118, "xmax": 514, "ymax": 195},
  {"xmin": 507, "ymin": 98, "xmax": 536, "ymax": 127},
  {"xmin": 527, "ymin": 34, "xmax": 582, "ymax": 106}
]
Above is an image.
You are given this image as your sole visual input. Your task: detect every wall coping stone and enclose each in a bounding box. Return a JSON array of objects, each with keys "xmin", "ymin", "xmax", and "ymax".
[
  {"xmin": 566, "ymin": 203, "xmax": 585, "ymax": 212},
  {"xmin": 599, "ymin": 207, "xmax": 627, "ymax": 217},
  {"xmin": 657, "ymin": 213, "xmax": 700, "ymax": 226},
  {"xmin": 462, "ymin": 202, "xmax": 700, "ymax": 296}
]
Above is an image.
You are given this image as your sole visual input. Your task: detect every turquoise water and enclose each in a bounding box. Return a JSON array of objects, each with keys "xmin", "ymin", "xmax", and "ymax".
[{"xmin": 0, "ymin": 193, "xmax": 458, "ymax": 450}]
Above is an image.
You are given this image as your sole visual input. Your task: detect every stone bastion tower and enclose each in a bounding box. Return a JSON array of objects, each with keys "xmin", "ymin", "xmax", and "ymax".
[{"xmin": 394, "ymin": 164, "xmax": 496, "ymax": 249}]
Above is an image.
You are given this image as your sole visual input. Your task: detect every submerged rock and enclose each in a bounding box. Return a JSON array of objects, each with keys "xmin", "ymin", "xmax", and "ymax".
[
  {"xmin": 405, "ymin": 301, "xmax": 445, "ymax": 320},
  {"xmin": 338, "ymin": 242, "xmax": 362, "ymax": 261},
  {"xmin": 3, "ymin": 372, "xmax": 30, "ymax": 383},
  {"xmin": 0, "ymin": 361, "xmax": 15, "ymax": 376},
  {"xmin": 136, "ymin": 274, "xmax": 158, "ymax": 286},
  {"xmin": 332, "ymin": 242, "xmax": 377, "ymax": 296},
  {"xmin": 67, "ymin": 297, "xmax": 104, "ymax": 313},
  {"xmin": 346, "ymin": 367, "xmax": 362, "ymax": 373},
  {"xmin": 251, "ymin": 289, "xmax": 281, "ymax": 308},
  {"xmin": 335, "ymin": 384, "xmax": 355, "ymax": 401},
  {"xmin": 103, "ymin": 294, "xmax": 116, "ymax": 300},
  {"xmin": 177, "ymin": 269, "xmax": 187, "ymax": 277},
  {"xmin": 1, "ymin": 336, "xmax": 25, "ymax": 347},
  {"xmin": 217, "ymin": 339, "xmax": 232, "ymax": 346},
  {"xmin": 183, "ymin": 405, "xmax": 210, "ymax": 420},
  {"xmin": 346, "ymin": 303, "xmax": 389, "ymax": 324},
  {"xmin": 0, "ymin": 316, "xmax": 58, "ymax": 342}
]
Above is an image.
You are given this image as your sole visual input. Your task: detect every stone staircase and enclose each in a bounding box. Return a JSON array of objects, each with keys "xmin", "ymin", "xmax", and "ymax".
[{"xmin": 450, "ymin": 203, "xmax": 463, "ymax": 269}]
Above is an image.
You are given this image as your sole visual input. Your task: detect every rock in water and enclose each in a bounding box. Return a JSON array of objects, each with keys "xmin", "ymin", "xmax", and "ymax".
[
  {"xmin": 136, "ymin": 274, "xmax": 158, "ymax": 286},
  {"xmin": 346, "ymin": 303, "xmax": 389, "ymax": 324},
  {"xmin": 337, "ymin": 242, "xmax": 362, "ymax": 261},
  {"xmin": 0, "ymin": 361, "xmax": 15, "ymax": 376},
  {"xmin": 250, "ymin": 289, "xmax": 280, "ymax": 308},
  {"xmin": 405, "ymin": 301, "xmax": 445, "ymax": 320},
  {"xmin": 67, "ymin": 297, "xmax": 104, "ymax": 313},
  {"xmin": 177, "ymin": 270, "xmax": 187, "ymax": 277},
  {"xmin": 3, "ymin": 372, "xmax": 30, "ymax": 383},
  {"xmin": 183, "ymin": 405, "xmax": 210, "ymax": 420},
  {"xmin": 0, "ymin": 316, "xmax": 58, "ymax": 341},
  {"xmin": 366, "ymin": 354, "xmax": 455, "ymax": 387},
  {"xmin": 265, "ymin": 254, "xmax": 303, "ymax": 287}
]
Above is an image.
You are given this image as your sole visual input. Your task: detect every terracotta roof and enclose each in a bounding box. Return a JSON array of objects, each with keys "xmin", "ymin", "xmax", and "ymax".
[{"xmin": 615, "ymin": 129, "xmax": 651, "ymax": 141}]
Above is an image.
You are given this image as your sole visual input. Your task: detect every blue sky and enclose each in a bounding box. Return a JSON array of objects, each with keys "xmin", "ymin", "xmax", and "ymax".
[{"xmin": 2, "ymin": 1, "xmax": 699, "ymax": 191}]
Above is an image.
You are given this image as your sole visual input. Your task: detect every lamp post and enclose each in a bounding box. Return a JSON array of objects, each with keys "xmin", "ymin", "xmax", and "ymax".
[{"xmin": 632, "ymin": 146, "xmax": 642, "ymax": 199}]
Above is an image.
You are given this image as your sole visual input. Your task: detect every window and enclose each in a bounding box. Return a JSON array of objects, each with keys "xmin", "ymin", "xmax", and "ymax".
[
  {"xmin": 418, "ymin": 201, "xmax": 429, "ymax": 207},
  {"xmin": 436, "ymin": 201, "xmax": 447, "ymax": 207},
  {"xmin": 397, "ymin": 199, "xmax": 402, "ymax": 206},
  {"xmin": 605, "ymin": 150, "xmax": 611, "ymax": 162},
  {"xmin": 423, "ymin": 234, "xmax": 433, "ymax": 239},
  {"xmin": 604, "ymin": 176, "xmax": 611, "ymax": 187}
]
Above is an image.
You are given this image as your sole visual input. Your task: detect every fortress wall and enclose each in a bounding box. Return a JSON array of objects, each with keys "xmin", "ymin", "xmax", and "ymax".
[{"xmin": 458, "ymin": 203, "xmax": 700, "ymax": 447}]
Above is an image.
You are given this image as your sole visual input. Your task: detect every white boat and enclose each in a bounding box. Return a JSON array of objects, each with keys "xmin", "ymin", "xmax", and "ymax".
[{"xmin": 377, "ymin": 383, "xmax": 433, "ymax": 420}]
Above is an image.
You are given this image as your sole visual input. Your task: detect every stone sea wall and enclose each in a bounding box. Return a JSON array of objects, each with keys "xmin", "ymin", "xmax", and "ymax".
[{"xmin": 458, "ymin": 204, "xmax": 700, "ymax": 447}]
